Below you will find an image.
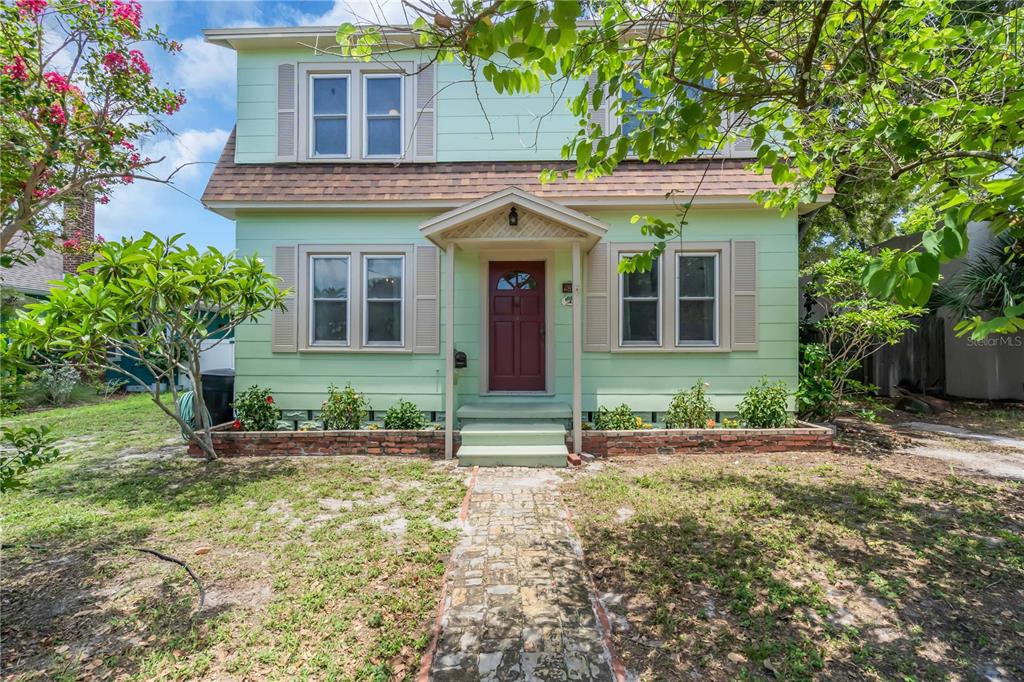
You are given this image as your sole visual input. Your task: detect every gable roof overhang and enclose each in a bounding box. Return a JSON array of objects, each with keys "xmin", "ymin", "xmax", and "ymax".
[{"xmin": 419, "ymin": 187, "xmax": 608, "ymax": 250}]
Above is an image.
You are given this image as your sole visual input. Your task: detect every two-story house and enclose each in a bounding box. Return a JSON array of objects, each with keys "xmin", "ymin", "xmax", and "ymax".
[{"xmin": 200, "ymin": 25, "xmax": 826, "ymax": 466}]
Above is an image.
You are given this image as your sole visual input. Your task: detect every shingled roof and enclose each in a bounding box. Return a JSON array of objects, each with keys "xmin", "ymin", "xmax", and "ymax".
[{"xmin": 202, "ymin": 130, "xmax": 783, "ymax": 209}]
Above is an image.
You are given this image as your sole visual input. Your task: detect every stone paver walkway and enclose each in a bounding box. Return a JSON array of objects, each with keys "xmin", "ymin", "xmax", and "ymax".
[{"xmin": 426, "ymin": 467, "xmax": 619, "ymax": 681}]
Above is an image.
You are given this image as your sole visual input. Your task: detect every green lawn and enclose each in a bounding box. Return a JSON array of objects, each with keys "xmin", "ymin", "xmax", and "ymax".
[
  {"xmin": 566, "ymin": 453, "xmax": 1024, "ymax": 681},
  {"xmin": 2, "ymin": 396, "xmax": 465, "ymax": 681}
]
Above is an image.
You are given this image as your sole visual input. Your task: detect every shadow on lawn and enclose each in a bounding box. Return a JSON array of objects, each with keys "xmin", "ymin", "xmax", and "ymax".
[
  {"xmin": 1, "ymin": 454, "xmax": 300, "ymax": 679},
  {"xmin": 576, "ymin": 466, "xmax": 1024, "ymax": 681}
]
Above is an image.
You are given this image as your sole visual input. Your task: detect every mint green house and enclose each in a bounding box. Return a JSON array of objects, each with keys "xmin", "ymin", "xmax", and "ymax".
[{"xmin": 201, "ymin": 26, "xmax": 826, "ymax": 466}]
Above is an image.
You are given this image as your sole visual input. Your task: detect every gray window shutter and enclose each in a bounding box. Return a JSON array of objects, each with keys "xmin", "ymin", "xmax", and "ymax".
[
  {"xmin": 413, "ymin": 63, "xmax": 436, "ymax": 161},
  {"xmin": 413, "ymin": 245, "xmax": 440, "ymax": 353},
  {"xmin": 587, "ymin": 72, "xmax": 608, "ymax": 133},
  {"xmin": 277, "ymin": 63, "xmax": 297, "ymax": 162},
  {"xmin": 584, "ymin": 242, "xmax": 610, "ymax": 351},
  {"xmin": 731, "ymin": 240, "xmax": 758, "ymax": 350},
  {"xmin": 271, "ymin": 245, "xmax": 298, "ymax": 352}
]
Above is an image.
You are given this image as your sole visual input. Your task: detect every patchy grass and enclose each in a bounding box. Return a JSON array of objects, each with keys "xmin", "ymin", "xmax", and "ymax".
[
  {"xmin": 2, "ymin": 397, "xmax": 465, "ymax": 681},
  {"xmin": 564, "ymin": 452, "xmax": 1024, "ymax": 681},
  {"xmin": 925, "ymin": 401, "xmax": 1024, "ymax": 439}
]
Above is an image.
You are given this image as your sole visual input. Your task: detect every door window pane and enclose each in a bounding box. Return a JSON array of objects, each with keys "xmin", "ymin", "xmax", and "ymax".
[
  {"xmin": 311, "ymin": 256, "xmax": 349, "ymax": 345},
  {"xmin": 364, "ymin": 255, "xmax": 403, "ymax": 345}
]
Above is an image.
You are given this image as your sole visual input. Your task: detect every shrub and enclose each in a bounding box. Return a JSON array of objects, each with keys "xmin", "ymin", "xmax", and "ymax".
[
  {"xmin": 37, "ymin": 364, "xmax": 79, "ymax": 406},
  {"xmin": 321, "ymin": 384, "xmax": 370, "ymax": 430},
  {"xmin": 0, "ymin": 397, "xmax": 21, "ymax": 417},
  {"xmin": 594, "ymin": 404, "xmax": 651, "ymax": 430},
  {"xmin": 1, "ymin": 425, "xmax": 63, "ymax": 493},
  {"xmin": 383, "ymin": 399, "xmax": 428, "ymax": 430},
  {"xmin": 737, "ymin": 377, "xmax": 791, "ymax": 428},
  {"xmin": 232, "ymin": 385, "xmax": 279, "ymax": 431},
  {"xmin": 664, "ymin": 380, "xmax": 715, "ymax": 428}
]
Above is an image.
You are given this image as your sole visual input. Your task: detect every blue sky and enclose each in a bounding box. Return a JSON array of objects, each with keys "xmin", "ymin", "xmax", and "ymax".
[{"xmin": 98, "ymin": 1, "xmax": 407, "ymax": 252}]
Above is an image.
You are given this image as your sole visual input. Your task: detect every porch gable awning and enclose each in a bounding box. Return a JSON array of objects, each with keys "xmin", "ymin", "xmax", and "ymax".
[{"xmin": 419, "ymin": 187, "xmax": 608, "ymax": 250}]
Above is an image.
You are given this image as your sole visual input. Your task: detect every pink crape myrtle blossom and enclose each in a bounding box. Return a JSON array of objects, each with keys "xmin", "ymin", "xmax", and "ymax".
[
  {"xmin": 102, "ymin": 51, "xmax": 127, "ymax": 71},
  {"xmin": 128, "ymin": 49, "xmax": 150, "ymax": 74},
  {"xmin": 16, "ymin": 0, "xmax": 47, "ymax": 17},
  {"xmin": 2, "ymin": 56, "xmax": 30, "ymax": 81},
  {"xmin": 111, "ymin": 0, "xmax": 141, "ymax": 28},
  {"xmin": 43, "ymin": 71, "xmax": 72, "ymax": 93},
  {"xmin": 45, "ymin": 102, "xmax": 67, "ymax": 125}
]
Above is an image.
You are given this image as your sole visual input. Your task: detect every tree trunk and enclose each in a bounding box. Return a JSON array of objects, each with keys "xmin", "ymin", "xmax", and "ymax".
[{"xmin": 187, "ymin": 355, "xmax": 217, "ymax": 462}]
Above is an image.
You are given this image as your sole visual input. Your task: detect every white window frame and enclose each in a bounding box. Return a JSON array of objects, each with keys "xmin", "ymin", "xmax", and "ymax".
[
  {"xmin": 618, "ymin": 253, "xmax": 661, "ymax": 347},
  {"xmin": 362, "ymin": 254, "xmax": 405, "ymax": 347},
  {"xmin": 362, "ymin": 73, "xmax": 404, "ymax": 159},
  {"xmin": 676, "ymin": 252, "xmax": 719, "ymax": 347},
  {"xmin": 308, "ymin": 73, "xmax": 351, "ymax": 159},
  {"xmin": 309, "ymin": 254, "xmax": 351, "ymax": 347}
]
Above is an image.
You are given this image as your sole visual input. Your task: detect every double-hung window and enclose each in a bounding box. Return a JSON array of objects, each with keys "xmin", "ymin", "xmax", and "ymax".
[
  {"xmin": 677, "ymin": 254, "xmax": 718, "ymax": 345},
  {"xmin": 310, "ymin": 75, "xmax": 349, "ymax": 157},
  {"xmin": 619, "ymin": 255, "xmax": 661, "ymax": 346},
  {"xmin": 310, "ymin": 256, "xmax": 349, "ymax": 345},
  {"xmin": 364, "ymin": 255, "xmax": 404, "ymax": 346},
  {"xmin": 363, "ymin": 74, "xmax": 402, "ymax": 157}
]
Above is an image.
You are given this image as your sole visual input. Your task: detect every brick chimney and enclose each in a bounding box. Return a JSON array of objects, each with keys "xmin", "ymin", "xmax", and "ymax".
[{"xmin": 62, "ymin": 193, "xmax": 96, "ymax": 274}]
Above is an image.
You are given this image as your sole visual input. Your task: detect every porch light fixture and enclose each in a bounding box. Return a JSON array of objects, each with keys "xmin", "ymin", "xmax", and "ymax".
[{"xmin": 508, "ymin": 206, "xmax": 519, "ymax": 226}]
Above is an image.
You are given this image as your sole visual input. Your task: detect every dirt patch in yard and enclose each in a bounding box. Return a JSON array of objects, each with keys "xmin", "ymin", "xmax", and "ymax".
[
  {"xmin": 561, "ymin": 448, "xmax": 1024, "ymax": 681},
  {"xmin": 1, "ymin": 438, "xmax": 466, "ymax": 681}
]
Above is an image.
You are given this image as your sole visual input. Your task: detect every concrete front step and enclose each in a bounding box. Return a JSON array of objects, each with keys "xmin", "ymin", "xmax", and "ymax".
[
  {"xmin": 457, "ymin": 444, "xmax": 568, "ymax": 468},
  {"xmin": 457, "ymin": 400, "xmax": 572, "ymax": 423},
  {"xmin": 460, "ymin": 421, "xmax": 567, "ymax": 447}
]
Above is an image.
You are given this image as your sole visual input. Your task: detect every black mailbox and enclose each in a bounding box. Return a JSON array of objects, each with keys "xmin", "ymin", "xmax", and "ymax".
[{"xmin": 454, "ymin": 350, "xmax": 468, "ymax": 369}]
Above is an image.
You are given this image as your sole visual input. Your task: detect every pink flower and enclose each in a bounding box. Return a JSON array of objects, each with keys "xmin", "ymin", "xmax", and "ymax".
[
  {"xmin": 2, "ymin": 56, "xmax": 29, "ymax": 81},
  {"xmin": 128, "ymin": 49, "xmax": 149, "ymax": 75},
  {"xmin": 102, "ymin": 52, "xmax": 127, "ymax": 71},
  {"xmin": 45, "ymin": 102, "xmax": 67, "ymax": 125},
  {"xmin": 98, "ymin": 195, "xmax": 110, "ymax": 205},
  {"xmin": 128, "ymin": 152, "xmax": 141, "ymax": 165},
  {"xmin": 96, "ymin": 234, "xmax": 106, "ymax": 243},
  {"xmin": 32, "ymin": 187, "xmax": 58, "ymax": 199},
  {"xmin": 232, "ymin": 419, "xmax": 242, "ymax": 430},
  {"xmin": 119, "ymin": 140, "xmax": 135, "ymax": 150},
  {"xmin": 43, "ymin": 71, "xmax": 71, "ymax": 94},
  {"xmin": 111, "ymin": 0, "xmax": 141, "ymax": 28},
  {"xmin": 164, "ymin": 92, "xmax": 186, "ymax": 115},
  {"xmin": 16, "ymin": 0, "xmax": 47, "ymax": 16},
  {"xmin": 121, "ymin": 175, "xmax": 134, "ymax": 184}
]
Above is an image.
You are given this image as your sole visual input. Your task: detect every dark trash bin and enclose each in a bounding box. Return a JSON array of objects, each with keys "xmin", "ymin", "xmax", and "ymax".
[{"xmin": 200, "ymin": 368, "xmax": 235, "ymax": 426}]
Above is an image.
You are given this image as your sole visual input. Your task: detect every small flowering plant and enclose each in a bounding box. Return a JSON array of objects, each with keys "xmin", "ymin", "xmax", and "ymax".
[
  {"xmin": 0, "ymin": 0, "xmax": 186, "ymax": 265},
  {"xmin": 320, "ymin": 384, "xmax": 370, "ymax": 430},
  {"xmin": 231, "ymin": 385, "xmax": 279, "ymax": 432}
]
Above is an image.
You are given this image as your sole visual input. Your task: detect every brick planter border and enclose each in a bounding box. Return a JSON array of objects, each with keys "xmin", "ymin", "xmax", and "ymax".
[
  {"xmin": 576, "ymin": 422, "xmax": 833, "ymax": 457},
  {"xmin": 190, "ymin": 422, "xmax": 832, "ymax": 459},
  {"xmin": 188, "ymin": 425, "xmax": 455, "ymax": 459}
]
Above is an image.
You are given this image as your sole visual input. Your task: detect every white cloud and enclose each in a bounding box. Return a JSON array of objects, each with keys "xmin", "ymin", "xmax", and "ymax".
[
  {"xmin": 96, "ymin": 128, "xmax": 233, "ymax": 248},
  {"xmin": 173, "ymin": 36, "xmax": 237, "ymax": 103},
  {"xmin": 281, "ymin": 0, "xmax": 414, "ymax": 27}
]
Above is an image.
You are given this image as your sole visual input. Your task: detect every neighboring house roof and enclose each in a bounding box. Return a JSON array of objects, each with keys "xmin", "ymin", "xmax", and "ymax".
[
  {"xmin": 202, "ymin": 130, "xmax": 822, "ymax": 215},
  {"xmin": 1, "ymin": 235, "xmax": 63, "ymax": 296}
]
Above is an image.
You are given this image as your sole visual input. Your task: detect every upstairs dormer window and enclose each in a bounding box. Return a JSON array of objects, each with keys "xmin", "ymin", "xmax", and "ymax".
[
  {"xmin": 310, "ymin": 75, "xmax": 350, "ymax": 158},
  {"xmin": 363, "ymin": 74, "xmax": 403, "ymax": 157}
]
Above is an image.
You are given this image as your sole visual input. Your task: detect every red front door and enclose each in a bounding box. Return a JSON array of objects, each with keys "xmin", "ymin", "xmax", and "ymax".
[{"xmin": 489, "ymin": 261, "xmax": 545, "ymax": 391}]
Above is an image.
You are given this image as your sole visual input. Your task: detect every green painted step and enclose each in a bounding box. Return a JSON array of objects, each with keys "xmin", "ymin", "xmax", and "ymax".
[
  {"xmin": 460, "ymin": 422, "xmax": 567, "ymax": 447},
  {"xmin": 457, "ymin": 445, "xmax": 568, "ymax": 468},
  {"xmin": 456, "ymin": 400, "xmax": 571, "ymax": 423}
]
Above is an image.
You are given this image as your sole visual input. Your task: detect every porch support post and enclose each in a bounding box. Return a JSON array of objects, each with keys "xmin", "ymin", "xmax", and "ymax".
[
  {"xmin": 444, "ymin": 243, "xmax": 456, "ymax": 459},
  {"xmin": 571, "ymin": 240, "xmax": 582, "ymax": 455}
]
